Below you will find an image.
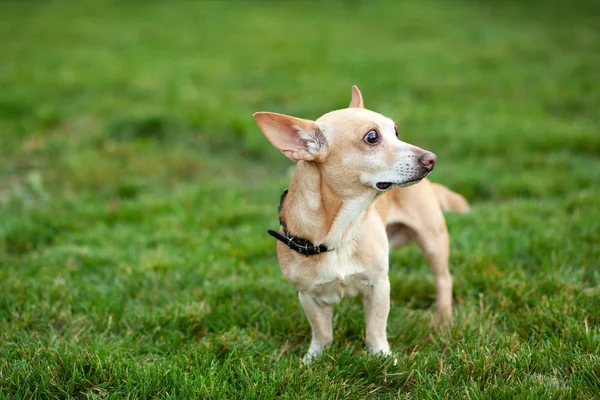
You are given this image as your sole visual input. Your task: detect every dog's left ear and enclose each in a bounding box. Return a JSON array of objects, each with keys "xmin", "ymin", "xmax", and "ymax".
[
  {"xmin": 253, "ymin": 112, "xmax": 328, "ymax": 162},
  {"xmin": 349, "ymin": 85, "xmax": 364, "ymax": 108}
]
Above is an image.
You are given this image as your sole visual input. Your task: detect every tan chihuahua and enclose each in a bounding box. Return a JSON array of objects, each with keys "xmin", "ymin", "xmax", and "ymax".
[{"xmin": 254, "ymin": 86, "xmax": 468, "ymax": 363}]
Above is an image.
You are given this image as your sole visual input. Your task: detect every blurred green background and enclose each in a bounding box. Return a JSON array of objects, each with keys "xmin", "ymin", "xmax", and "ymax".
[{"xmin": 1, "ymin": 1, "xmax": 599, "ymax": 398}]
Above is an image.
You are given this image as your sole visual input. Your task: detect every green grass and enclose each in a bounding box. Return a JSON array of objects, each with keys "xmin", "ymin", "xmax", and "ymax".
[{"xmin": 1, "ymin": 0, "xmax": 599, "ymax": 398}]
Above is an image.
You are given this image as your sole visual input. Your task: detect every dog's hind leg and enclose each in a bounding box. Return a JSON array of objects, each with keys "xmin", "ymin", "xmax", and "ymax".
[
  {"xmin": 414, "ymin": 221, "xmax": 453, "ymax": 325},
  {"xmin": 389, "ymin": 182, "xmax": 455, "ymax": 324},
  {"xmin": 298, "ymin": 292, "xmax": 333, "ymax": 363}
]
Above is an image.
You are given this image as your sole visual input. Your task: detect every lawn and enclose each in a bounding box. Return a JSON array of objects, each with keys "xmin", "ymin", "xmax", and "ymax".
[{"xmin": 1, "ymin": 0, "xmax": 599, "ymax": 398}]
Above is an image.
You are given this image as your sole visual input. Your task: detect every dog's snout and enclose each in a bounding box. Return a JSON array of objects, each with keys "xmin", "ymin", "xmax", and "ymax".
[{"xmin": 418, "ymin": 152, "xmax": 437, "ymax": 171}]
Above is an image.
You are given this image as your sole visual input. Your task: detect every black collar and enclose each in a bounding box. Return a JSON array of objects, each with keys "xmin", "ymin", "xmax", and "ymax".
[{"xmin": 267, "ymin": 189, "xmax": 332, "ymax": 256}]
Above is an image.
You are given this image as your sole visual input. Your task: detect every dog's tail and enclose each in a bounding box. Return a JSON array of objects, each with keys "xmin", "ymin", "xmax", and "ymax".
[{"xmin": 431, "ymin": 183, "xmax": 470, "ymax": 213}]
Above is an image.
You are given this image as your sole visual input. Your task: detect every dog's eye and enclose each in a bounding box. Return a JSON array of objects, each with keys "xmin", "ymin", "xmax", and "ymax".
[
  {"xmin": 363, "ymin": 130, "xmax": 379, "ymax": 145},
  {"xmin": 394, "ymin": 126, "xmax": 399, "ymax": 138}
]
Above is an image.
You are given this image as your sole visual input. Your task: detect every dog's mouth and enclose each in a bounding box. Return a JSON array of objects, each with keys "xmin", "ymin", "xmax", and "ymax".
[{"xmin": 376, "ymin": 177, "xmax": 425, "ymax": 191}]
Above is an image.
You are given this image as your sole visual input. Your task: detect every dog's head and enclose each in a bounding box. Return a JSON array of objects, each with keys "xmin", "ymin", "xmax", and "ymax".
[{"xmin": 254, "ymin": 86, "xmax": 436, "ymax": 195}]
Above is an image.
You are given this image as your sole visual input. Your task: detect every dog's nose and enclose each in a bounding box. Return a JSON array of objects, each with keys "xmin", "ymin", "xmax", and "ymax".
[{"xmin": 418, "ymin": 152, "xmax": 437, "ymax": 171}]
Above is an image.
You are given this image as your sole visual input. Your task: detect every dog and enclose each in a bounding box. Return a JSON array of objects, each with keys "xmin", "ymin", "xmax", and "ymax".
[{"xmin": 253, "ymin": 86, "xmax": 469, "ymax": 363}]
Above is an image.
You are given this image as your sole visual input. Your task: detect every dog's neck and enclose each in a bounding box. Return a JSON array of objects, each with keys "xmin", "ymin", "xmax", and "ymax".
[{"xmin": 280, "ymin": 161, "xmax": 378, "ymax": 250}]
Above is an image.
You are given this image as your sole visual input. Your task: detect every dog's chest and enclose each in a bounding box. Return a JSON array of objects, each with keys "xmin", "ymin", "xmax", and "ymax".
[
  {"xmin": 310, "ymin": 271, "xmax": 372, "ymax": 305},
  {"xmin": 291, "ymin": 251, "xmax": 373, "ymax": 305}
]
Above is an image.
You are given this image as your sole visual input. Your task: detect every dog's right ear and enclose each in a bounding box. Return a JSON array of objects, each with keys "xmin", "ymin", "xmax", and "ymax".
[
  {"xmin": 349, "ymin": 85, "xmax": 364, "ymax": 108},
  {"xmin": 253, "ymin": 112, "xmax": 328, "ymax": 162}
]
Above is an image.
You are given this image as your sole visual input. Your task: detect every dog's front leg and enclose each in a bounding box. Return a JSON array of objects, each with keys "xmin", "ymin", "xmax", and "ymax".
[
  {"xmin": 298, "ymin": 291, "xmax": 333, "ymax": 363},
  {"xmin": 363, "ymin": 277, "xmax": 391, "ymax": 355}
]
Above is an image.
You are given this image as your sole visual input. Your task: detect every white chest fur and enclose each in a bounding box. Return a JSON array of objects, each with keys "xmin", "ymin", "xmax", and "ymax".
[
  {"xmin": 314, "ymin": 247, "xmax": 363, "ymax": 284},
  {"xmin": 305, "ymin": 247, "xmax": 374, "ymax": 305},
  {"xmin": 310, "ymin": 272, "xmax": 372, "ymax": 305}
]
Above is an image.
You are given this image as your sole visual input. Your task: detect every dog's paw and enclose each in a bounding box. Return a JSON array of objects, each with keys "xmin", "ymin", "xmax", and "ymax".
[
  {"xmin": 369, "ymin": 342, "xmax": 397, "ymax": 364},
  {"xmin": 430, "ymin": 308, "xmax": 454, "ymax": 331},
  {"xmin": 302, "ymin": 346, "xmax": 326, "ymax": 365},
  {"xmin": 367, "ymin": 340, "xmax": 390, "ymax": 356},
  {"xmin": 369, "ymin": 347, "xmax": 398, "ymax": 366},
  {"xmin": 301, "ymin": 353, "xmax": 314, "ymax": 365},
  {"xmin": 302, "ymin": 351, "xmax": 322, "ymax": 365}
]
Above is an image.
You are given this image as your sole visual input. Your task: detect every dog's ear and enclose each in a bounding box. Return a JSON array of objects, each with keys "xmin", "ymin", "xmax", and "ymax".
[
  {"xmin": 253, "ymin": 112, "xmax": 328, "ymax": 162},
  {"xmin": 349, "ymin": 85, "xmax": 364, "ymax": 108}
]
